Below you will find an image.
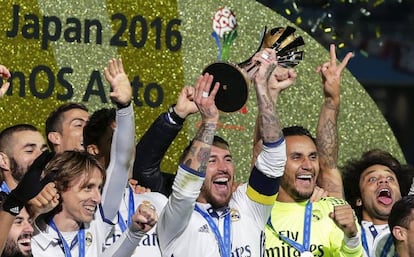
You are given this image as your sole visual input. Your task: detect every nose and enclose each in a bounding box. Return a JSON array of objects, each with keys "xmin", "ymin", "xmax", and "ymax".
[
  {"xmin": 92, "ymin": 188, "xmax": 102, "ymax": 204},
  {"xmin": 301, "ymin": 158, "xmax": 312, "ymax": 170},
  {"xmin": 23, "ymin": 220, "xmax": 34, "ymax": 233},
  {"xmin": 217, "ymin": 160, "xmax": 229, "ymax": 174},
  {"xmin": 378, "ymin": 176, "xmax": 389, "ymax": 184}
]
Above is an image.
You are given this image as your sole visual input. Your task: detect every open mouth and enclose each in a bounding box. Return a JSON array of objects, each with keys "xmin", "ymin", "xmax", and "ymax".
[
  {"xmin": 297, "ymin": 174, "xmax": 312, "ymax": 181},
  {"xmin": 17, "ymin": 233, "xmax": 32, "ymax": 251},
  {"xmin": 377, "ymin": 188, "xmax": 393, "ymax": 205},
  {"xmin": 84, "ymin": 205, "xmax": 96, "ymax": 215},
  {"xmin": 213, "ymin": 177, "xmax": 229, "ymax": 192},
  {"xmin": 214, "ymin": 177, "xmax": 229, "ymax": 185}
]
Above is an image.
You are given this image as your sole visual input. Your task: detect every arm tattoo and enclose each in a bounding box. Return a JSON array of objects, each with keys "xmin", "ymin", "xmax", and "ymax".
[
  {"xmin": 197, "ymin": 147, "xmax": 210, "ymax": 172},
  {"xmin": 195, "ymin": 122, "xmax": 216, "ymax": 145},
  {"xmin": 317, "ymin": 118, "xmax": 338, "ymax": 169}
]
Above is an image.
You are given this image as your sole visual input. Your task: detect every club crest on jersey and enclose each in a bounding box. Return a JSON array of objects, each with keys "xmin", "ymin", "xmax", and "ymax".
[
  {"xmin": 86, "ymin": 232, "xmax": 93, "ymax": 246},
  {"xmin": 230, "ymin": 208, "xmax": 240, "ymax": 221}
]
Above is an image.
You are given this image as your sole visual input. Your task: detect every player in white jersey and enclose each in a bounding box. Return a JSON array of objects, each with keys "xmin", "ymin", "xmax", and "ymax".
[
  {"xmin": 31, "ymin": 58, "xmax": 138, "ymax": 257},
  {"xmin": 157, "ymin": 49, "xmax": 288, "ymax": 257}
]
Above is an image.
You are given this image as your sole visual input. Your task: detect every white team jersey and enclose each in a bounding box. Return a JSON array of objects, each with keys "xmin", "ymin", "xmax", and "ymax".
[
  {"xmin": 158, "ymin": 177, "xmax": 270, "ymax": 257},
  {"xmin": 361, "ymin": 221, "xmax": 395, "ymax": 257},
  {"xmin": 32, "ymin": 212, "xmax": 112, "ymax": 257},
  {"xmin": 104, "ymin": 187, "xmax": 168, "ymax": 257}
]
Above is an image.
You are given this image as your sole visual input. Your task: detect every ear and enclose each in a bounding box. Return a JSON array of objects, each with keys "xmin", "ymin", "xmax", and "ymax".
[
  {"xmin": 356, "ymin": 198, "xmax": 362, "ymax": 207},
  {"xmin": 86, "ymin": 144, "xmax": 100, "ymax": 155},
  {"xmin": 0, "ymin": 152, "xmax": 10, "ymax": 171},
  {"xmin": 48, "ymin": 132, "xmax": 61, "ymax": 146},
  {"xmin": 392, "ymin": 226, "xmax": 407, "ymax": 241}
]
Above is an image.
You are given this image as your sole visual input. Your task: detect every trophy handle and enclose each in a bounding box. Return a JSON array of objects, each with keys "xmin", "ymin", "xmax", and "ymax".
[{"xmin": 238, "ymin": 26, "xmax": 305, "ymax": 69}]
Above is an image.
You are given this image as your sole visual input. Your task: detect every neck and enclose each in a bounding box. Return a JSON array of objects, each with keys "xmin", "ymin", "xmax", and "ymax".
[
  {"xmin": 395, "ymin": 244, "xmax": 407, "ymax": 257},
  {"xmin": 362, "ymin": 211, "xmax": 388, "ymax": 225},
  {"xmin": 52, "ymin": 212, "xmax": 82, "ymax": 232},
  {"xmin": 276, "ymin": 187, "xmax": 308, "ymax": 203}
]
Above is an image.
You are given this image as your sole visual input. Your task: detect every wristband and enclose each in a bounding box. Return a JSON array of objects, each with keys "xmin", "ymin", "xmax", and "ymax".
[
  {"xmin": 168, "ymin": 104, "xmax": 185, "ymax": 125},
  {"xmin": 116, "ymin": 101, "xmax": 131, "ymax": 109}
]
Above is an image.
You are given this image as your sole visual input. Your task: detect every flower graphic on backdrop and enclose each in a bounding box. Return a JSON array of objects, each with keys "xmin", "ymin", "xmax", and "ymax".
[{"xmin": 212, "ymin": 7, "xmax": 237, "ymax": 62}]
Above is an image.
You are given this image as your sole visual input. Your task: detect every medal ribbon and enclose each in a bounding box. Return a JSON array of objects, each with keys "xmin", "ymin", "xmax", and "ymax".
[
  {"xmin": 195, "ymin": 205, "xmax": 231, "ymax": 257},
  {"xmin": 267, "ymin": 201, "xmax": 312, "ymax": 253},
  {"xmin": 361, "ymin": 226, "xmax": 394, "ymax": 257},
  {"xmin": 49, "ymin": 219, "xmax": 85, "ymax": 257},
  {"xmin": 1, "ymin": 181, "xmax": 10, "ymax": 194},
  {"xmin": 117, "ymin": 186, "xmax": 135, "ymax": 232}
]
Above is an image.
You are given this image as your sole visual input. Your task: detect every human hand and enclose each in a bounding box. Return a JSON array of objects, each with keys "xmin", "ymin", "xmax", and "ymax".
[
  {"xmin": 174, "ymin": 85, "xmax": 198, "ymax": 119},
  {"xmin": 252, "ymin": 49, "xmax": 279, "ymax": 95},
  {"xmin": 0, "ymin": 64, "xmax": 11, "ymax": 97},
  {"xmin": 316, "ymin": 44, "xmax": 353, "ymax": 107},
  {"xmin": 309, "ymin": 186, "xmax": 328, "ymax": 203},
  {"xmin": 194, "ymin": 73, "xmax": 220, "ymax": 124},
  {"xmin": 267, "ymin": 66, "xmax": 297, "ymax": 103},
  {"xmin": 329, "ymin": 204, "xmax": 358, "ymax": 238},
  {"xmin": 130, "ymin": 201, "xmax": 158, "ymax": 233},
  {"xmin": 104, "ymin": 58, "xmax": 132, "ymax": 107},
  {"xmin": 26, "ymin": 182, "xmax": 59, "ymax": 218},
  {"xmin": 128, "ymin": 179, "xmax": 151, "ymax": 194},
  {"xmin": 3, "ymin": 151, "xmax": 55, "ymax": 215}
]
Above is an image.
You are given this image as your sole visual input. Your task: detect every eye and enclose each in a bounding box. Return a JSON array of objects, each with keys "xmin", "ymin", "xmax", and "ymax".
[
  {"xmin": 208, "ymin": 158, "xmax": 216, "ymax": 164},
  {"xmin": 368, "ymin": 177, "xmax": 377, "ymax": 183},
  {"xmin": 387, "ymin": 176, "xmax": 395, "ymax": 182},
  {"xmin": 13, "ymin": 218, "xmax": 23, "ymax": 225},
  {"xmin": 224, "ymin": 157, "xmax": 233, "ymax": 163},
  {"xmin": 309, "ymin": 154, "xmax": 318, "ymax": 161}
]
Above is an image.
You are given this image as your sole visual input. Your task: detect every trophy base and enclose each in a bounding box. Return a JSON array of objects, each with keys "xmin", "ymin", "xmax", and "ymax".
[{"xmin": 202, "ymin": 62, "xmax": 249, "ymax": 113}]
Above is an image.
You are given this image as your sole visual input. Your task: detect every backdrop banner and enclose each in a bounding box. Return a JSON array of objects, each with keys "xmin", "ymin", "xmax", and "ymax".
[{"xmin": 0, "ymin": 0, "xmax": 404, "ymax": 181}]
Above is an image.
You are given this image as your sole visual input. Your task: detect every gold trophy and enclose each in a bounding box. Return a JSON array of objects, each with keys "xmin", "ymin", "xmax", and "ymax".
[{"xmin": 203, "ymin": 10, "xmax": 305, "ymax": 112}]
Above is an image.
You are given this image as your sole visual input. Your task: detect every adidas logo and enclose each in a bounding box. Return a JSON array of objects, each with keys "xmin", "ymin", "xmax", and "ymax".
[
  {"xmin": 9, "ymin": 206, "xmax": 20, "ymax": 214},
  {"xmin": 198, "ymin": 224, "xmax": 209, "ymax": 233}
]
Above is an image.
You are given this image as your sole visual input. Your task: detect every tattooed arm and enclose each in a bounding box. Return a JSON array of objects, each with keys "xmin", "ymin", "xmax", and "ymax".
[
  {"xmin": 250, "ymin": 48, "xmax": 297, "ymax": 167},
  {"xmin": 316, "ymin": 44, "xmax": 353, "ymax": 199},
  {"xmin": 157, "ymin": 73, "xmax": 220, "ymax": 249}
]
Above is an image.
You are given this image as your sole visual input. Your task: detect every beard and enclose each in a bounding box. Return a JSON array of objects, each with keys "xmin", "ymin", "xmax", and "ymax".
[
  {"xmin": 199, "ymin": 183, "xmax": 232, "ymax": 209},
  {"xmin": 2, "ymin": 239, "xmax": 31, "ymax": 257},
  {"xmin": 9, "ymin": 158, "xmax": 26, "ymax": 183}
]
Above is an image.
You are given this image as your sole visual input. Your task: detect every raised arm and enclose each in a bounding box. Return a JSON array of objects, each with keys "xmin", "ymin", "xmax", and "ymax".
[
  {"xmin": 132, "ymin": 86, "xmax": 198, "ymax": 196},
  {"xmin": 243, "ymin": 49, "xmax": 289, "ymax": 214},
  {"xmin": 157, "ymin": 73, "xmax": 220, "ymax": 247},
  {"xmin": 316, "ymin": 44, "xmax": 353, "ymax": 199},
  {"xmin": 250, "ymin": 48, "xmax": 297, "ymax": 166},
  {"xmin": 101, "ymin": 58, "xmax": 135, "ymax": 220}
]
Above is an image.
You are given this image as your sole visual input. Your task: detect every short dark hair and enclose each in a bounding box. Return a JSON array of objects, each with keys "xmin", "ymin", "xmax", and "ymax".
[
  {"xmin": 389, "ymin": 195, "xmax": 414, "ymax": 244},
  {"xmin": 83, "ymin": 108, "xmax": 116, "ymax": 148},
  {"xmin": 342, "ymin": 149, "xmax": 402, "ymax": 222},
  {"xmin": 0, "ymin": 124, "xmax": 39, "ymax": 153},
  {"xmin": 45, "ymin": 102, "xmax": 88, "ymax": 149},
  {"xmin": 282, "ymin": 125, "xmax": 316, "ymax": 144}
]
